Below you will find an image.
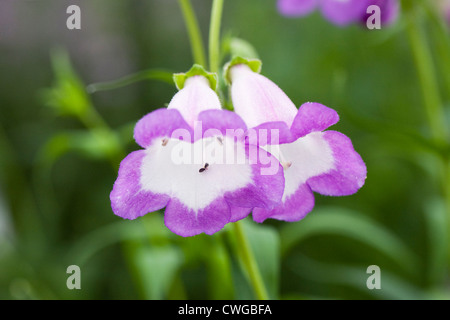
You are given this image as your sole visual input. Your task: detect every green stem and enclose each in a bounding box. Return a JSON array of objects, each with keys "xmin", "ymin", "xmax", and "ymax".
[
  {"xmin": 208, "ymin": 0, "xmax": 224, "ymax": 73},
  {"xmin": 86, "ymin": 69, "xmax": 174, "ymax": 93},
  {"xmin": 404, "ymin": 4, "xmax": 447, "ymax": 143},
  {"xmin": 178, "ymin": 0, "xmax": 207, "ymax": 67},
  {"xmin": 206, "ymin": 234, "xmax": 235, "ymax": 299},
  {"xmin": 233, "ymin": 221, "xmax": 269, "ymax": 300},
  {"xmin": 404, "ymin": 1, "xmax": 450, "ymax": 267},
  {"xmin": 444, "ymin": 160, "xmax": 450, "ymax": 263},
  {"xmin": 421, "ymin": 0, "xmax": 450, "ymax": 99}
]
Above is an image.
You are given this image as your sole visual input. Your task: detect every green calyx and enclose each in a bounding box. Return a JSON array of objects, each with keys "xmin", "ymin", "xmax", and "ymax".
[
  {"xmin": 223, "ymin": 56, "xmax": 262, "ymax": 85},
  {"xmin": 173, "ymin": 64, "xmax": 218, "ymax": 90}
]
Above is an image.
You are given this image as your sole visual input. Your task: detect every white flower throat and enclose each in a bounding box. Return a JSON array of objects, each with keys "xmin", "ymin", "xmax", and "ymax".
[
  {"xmin": 139, "ymin": 135, "xmax": 253, "ymax": 211},
  {"xmin": 262, "ymin": 132, "xmax": 336, "ymax": 201}
]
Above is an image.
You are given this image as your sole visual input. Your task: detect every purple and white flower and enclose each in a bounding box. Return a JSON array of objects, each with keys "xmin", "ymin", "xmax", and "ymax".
[
  {"xmin": 277, "ymin": 0, "xmax": 399, "ymax": 26},
  {"xmin": 110, "ymin": 73, "xmax": 285, "ymax": 236},
  {"xmin": 228, "ymin": 63, "xmax": 367, "ymax": 222}
]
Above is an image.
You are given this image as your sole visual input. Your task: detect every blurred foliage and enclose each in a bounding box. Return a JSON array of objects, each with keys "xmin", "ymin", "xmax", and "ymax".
[{"xmin": 0, "ymin": 0, "xmax": 449, "ymax": 300}]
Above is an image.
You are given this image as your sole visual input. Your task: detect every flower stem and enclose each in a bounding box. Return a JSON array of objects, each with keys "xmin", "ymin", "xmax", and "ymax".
[
  {"xmin": 208, "ymin": 0, "xmax": 224, "ymax": 73},
  {"xmin": 232, "ymin": 221, "xmax": 269, "ymax": 300},
  {"xmin": 404, "ymin": 4, "xmax": 447, "ymax": 142},
  {"xmin": 404, "ymin": 1, "xmax": 450, "ymax": 265},
  {"xmin": 178, "ymin": 0, "xmax": 207, "ymax": 67},
  {"xmin": 86, "ymin": 69, "xmax": 174, "ymax": 93}
]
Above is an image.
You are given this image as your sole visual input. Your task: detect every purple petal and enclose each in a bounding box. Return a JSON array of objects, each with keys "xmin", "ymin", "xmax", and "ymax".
[
  {"xmin": 110, "ymin": 150, "xmax": 170, "ymax": 220},
  {"xmin": 198, "ymin": 109, "xmax": 247, "ymax": 140},
  {"xmin": 307, "ymin": 130, "xmax": 367, "ymax": 196},
  {"xmin": 134, "ymin": 108, "xmax": 193, "ymax": 148},
  {"xmin": 253, "ymin": 183, "xmax": 315, "ymax": 222},
  {"xmin": 225, "ymin": 146, "xmax": 284, "ymax": 211},
  {"xmin": 362, "ymin": 0, "xmax": 399, "ymax": 25},
  {"xmin": 246, "ymin": 121, "xmax": 295, "ymax": 146},
  {"xmin": 230, "ymin": 206, "xmax": 253, "ymax": 223},
  {"xmin": 320, "ymin": 0, "xmax": 368, "ymax": 26},
  {"xmin": 277, "ymin": 0, "xmax": 318, "ymax": 17},
  {"xmin": 290, "ymin": 102, "xmax": 340, "ymax": 138},
  {"xmin": 446, "ymin": 2, "xmax": 450, "ymax": 26},
  {"xmin": 164, "ymin": 198, "xmax": 231, "ymax": 237}
]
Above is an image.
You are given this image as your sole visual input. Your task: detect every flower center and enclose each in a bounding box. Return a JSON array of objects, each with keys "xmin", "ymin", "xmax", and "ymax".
[{"xmin": 278, "ymin": 149, "xmax": 292, "ymax": 170}]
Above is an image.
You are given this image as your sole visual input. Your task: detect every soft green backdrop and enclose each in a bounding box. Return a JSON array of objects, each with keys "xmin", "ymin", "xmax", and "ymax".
[{"xmin": 0, "ymin": 0, "xmax": 449, "ymax": 299}]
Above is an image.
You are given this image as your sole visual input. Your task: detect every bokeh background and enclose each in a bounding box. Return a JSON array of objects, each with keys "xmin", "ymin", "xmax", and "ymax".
[{"xmin": 0, "ymin": 0, "xmax": 449, "ymax": 300}]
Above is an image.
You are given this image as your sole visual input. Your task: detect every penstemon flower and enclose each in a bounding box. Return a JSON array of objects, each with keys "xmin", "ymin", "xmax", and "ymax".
[
  {"xmin": 110, "ymin": 66, "xmax": 284, "ymax": 237},
  {"xmin": 277, "ymin": 0, "xmax": 399, "ymax": 26},
  {"xmin": 226, "ymin": 59, "xmax": 367, "ymax": 222}
]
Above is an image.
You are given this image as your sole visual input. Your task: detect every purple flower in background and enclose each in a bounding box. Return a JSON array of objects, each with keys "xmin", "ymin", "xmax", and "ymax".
[
  {"xmin": 439, "ymin": 0, "xmax": 450, "ymax": 25},
  {"xmin": 277, "ymin": 0, "xmax": 399, "ymax": 26},
  {"xmin": 228, "ymin": 63, "xmax": 366, "ymax": 222},
  {"xmin": 110, "ymin": 73, "xmax": 284, "ymax": 237},
  {"xmin": 362, "ymin": 0, "xmax": 399, "ymax": 26}
]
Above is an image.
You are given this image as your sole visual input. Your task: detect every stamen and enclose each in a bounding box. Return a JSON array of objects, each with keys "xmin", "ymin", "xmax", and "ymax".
[
  {"xmin": 282, "ymin": 161, "xmax": 292, "ymax": 170},
  {"xmin": 277, "ymin": 147, "xmax": 292, "ymax": 170},
  {"xmin": 162, "ymin": 138, "xmax": 169, "ymax": 146}
]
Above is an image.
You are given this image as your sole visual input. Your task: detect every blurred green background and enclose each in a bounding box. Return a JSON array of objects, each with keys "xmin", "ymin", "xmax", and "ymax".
[{"xmin": 0, "ymin": 0, "xmax": 449, "ymax": 300}]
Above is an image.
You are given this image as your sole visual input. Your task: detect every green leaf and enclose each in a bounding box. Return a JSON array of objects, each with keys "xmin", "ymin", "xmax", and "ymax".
[
  {"xmin": 423, "ymin": 198, "xmax": 448, "ymax": 287},
  {"xmin": 280, "ymin": 206, "xmax": 419, "ymax": 277},
  {"xmin": 41, "ymin": 48, "xmax": 92, "ymax": 118},
  {"xmin": 68, "ymin": 217, "xmax": 170, "ymax": 267},
  {"xmin": 239, "ymin": 220, "xmax": 280, "ymax": 299},
  {"xmin": 132, "ymin": 245, "xmax": 183, "ymax": 300},
  {"xmin": 287, "ymin": 254, "xmax": 429, "ymax": 300},
  {"xmin": 177, "ymin": 233, "xmax": 234, "ymax": 299},
  {"xmin": 39, "ymin": 129, "xmax": 123, "ymax": 164},
  {"xmin": 204, "ymin": 235, "xmax": 234, "ymax": 299}
]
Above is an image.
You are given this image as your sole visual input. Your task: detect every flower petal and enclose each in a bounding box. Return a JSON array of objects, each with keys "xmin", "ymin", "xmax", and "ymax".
[
  {"xmin": 230, "ymin": 206, "xmax": 253, "ymax": 223},
  {"xmin": 246, "ymin": 121, "xmax": 295, "ymax": 146},
  {"xmin": 110, "ymin": 150, "xmax": 170, "ymax": 220},
  {"xmin": 363, "ymin": 0, "xmax": 399, "ymax": 25},
  {"xmin": 320, "ymin": 0, "xmax": 368, "ymax": 26},
  {"xmin": 253, "ymin": 183, "xmax": 315, "ymax": 222},
  {"xmin": 277, "ymin": 0, "xmax": 318, "ymax": 17},
  {"xmin": 197, "ymin": 109, "xmax": 247, "ymax": 139},
  {"xmin": 306, "ymin": 130, "xmax": 367, "ymax": 196},
  {"xmin": 168, "ymin": 75, "xmax": 221, "ymax": 128},
  {"xmin": 164, "ymin": 198, "xmax": 231, "ymax": 237},
  {"xmin": 290, "ymin": 102, "xmax": 339, "ymax": 138},
  {"xmin": 224, "ymin": 146, "xmax": 285, "ymax": 210},
  {"xmin": 136, "ymin": 133, "xmax": 284, "ymax": 235},
  {"xmin": 265, "ymin": 131, "xmax": 335, "ymax": 203},
  {"xmin": 230, "ymin": 64, "xmax": 298, "ymax": 128},
  {"xmin": 134, "ymin": 108, "xmax": 193, "ymax": 148}
]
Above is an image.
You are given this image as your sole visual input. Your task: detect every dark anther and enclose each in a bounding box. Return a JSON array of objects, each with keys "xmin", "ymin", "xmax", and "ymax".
[{"xmin": 199, "ymin": 163, "xmax": 209, "ymax": 173}]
